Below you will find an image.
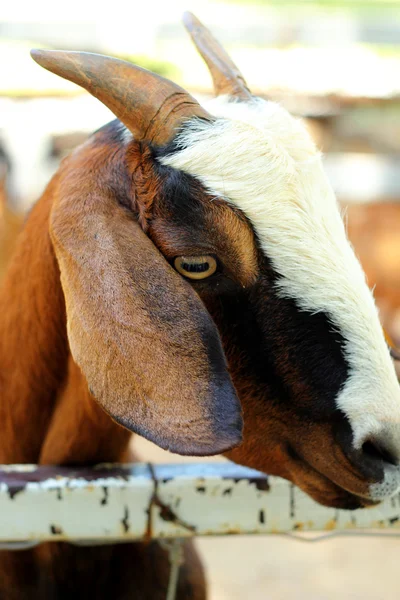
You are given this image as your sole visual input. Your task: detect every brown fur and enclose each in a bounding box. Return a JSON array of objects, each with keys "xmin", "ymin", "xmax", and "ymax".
[
  {"xmin": 0, "ymin": 175, "xmax": 67, "ymax": 464},
  {"xmin": 1, "ymin": 540, "xmax": 205, "ymax": 600},
  {"xmin": 0, "ymin": 135, "xmax": 207, "ymax": 598},
  {"xmin": 51, "ymin": 134, "xmax": 241, "ymax": 457},
  {"xmin": 0, "ymin": 176, "xmax": 24, "ymax": 283}
]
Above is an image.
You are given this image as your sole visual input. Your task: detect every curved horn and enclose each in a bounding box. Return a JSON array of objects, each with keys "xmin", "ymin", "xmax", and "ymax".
[
  {"xmin": 183, "ymin": 12, "xmax": 251, "ymax": 100},
  {"xmin": 30, "ymin": 50, "xmax": 211, "ymax": 146}
]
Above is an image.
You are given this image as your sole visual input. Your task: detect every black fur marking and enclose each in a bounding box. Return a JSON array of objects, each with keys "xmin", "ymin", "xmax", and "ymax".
[
  {"xmin": 92, "ymin": 119, "xmax": 128, "ymax": 145},
  {"xmin": 153, "ymin": 159, "xmax": 209, "ymax": 228},
  {"xmin": 201, "ymin": 246, "xmax": 350, "ymax": 423}
]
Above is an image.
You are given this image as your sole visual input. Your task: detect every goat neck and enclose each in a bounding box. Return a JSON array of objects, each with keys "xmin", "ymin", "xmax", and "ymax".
[
  {"xmin": 0, "ymin": 161, "xmax": 131, "ymax": 466},
  {"xmin": 0, "ymin": 179, "xmax": 67, "ymax": 463}
]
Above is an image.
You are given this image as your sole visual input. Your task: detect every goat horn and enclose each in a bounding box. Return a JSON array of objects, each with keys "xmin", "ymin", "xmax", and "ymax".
[
  {"xmin": 183, "ymin": 12, "xmax": 251, "ymax": 100},
  {"xmin": 30, "ymin": 50, "xmax": 211, "ymax": 146}
]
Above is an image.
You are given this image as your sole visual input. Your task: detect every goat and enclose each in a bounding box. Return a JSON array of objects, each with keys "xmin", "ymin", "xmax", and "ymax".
[{"xmin": 1, "ymin": 12, "xmax": 400, "ymax": 599}]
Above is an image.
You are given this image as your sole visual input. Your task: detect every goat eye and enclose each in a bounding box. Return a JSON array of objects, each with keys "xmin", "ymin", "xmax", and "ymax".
[{"xmin": 174, "ymin": 255, "xmax": 218, "ymax": 280}]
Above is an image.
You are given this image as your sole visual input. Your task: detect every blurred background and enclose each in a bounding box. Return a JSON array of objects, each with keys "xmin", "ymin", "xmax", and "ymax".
[{"xmin": 1, "ymin": 0, "xmax": 400, "ymax": 597}]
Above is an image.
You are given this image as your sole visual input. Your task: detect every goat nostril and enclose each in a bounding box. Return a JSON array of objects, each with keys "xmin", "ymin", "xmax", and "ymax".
[{"xmin": 362, "ymin": 439, "xmax": 399, "ymax": 467}]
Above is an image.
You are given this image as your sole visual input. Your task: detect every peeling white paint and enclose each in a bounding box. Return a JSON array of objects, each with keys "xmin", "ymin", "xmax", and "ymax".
[{"xmin": 0, "ymin": 463, "xmax": 399, "ymax": 547}]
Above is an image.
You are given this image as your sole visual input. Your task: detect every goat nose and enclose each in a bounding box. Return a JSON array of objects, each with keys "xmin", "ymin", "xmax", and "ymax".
[
  {"xmin": 361, "ymin": 434, "xmax": 400, "ymax": 469},
  {"xmin": 357, "ymin": 427, "xmax": 400, "ymax": 500},
  {"xmin": 335, "ymin": 415, "xmax": 400, "ymax": 484},
  {"xmin": 352, "ymin": 425, "xmax": 400, "ymax": 485}
]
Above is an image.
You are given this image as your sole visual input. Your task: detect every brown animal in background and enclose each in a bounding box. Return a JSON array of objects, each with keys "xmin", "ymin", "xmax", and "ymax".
[
  {"xmin": 345, "ymin": 203, "xmax": 400, "ymax": 343},
  {"xmin": 345, "ymin": 202, "xmax": 400, "ymax": 377},
  {"xmin": 1, "ymin": 12, "xmax": 400, "ymax": 599}
]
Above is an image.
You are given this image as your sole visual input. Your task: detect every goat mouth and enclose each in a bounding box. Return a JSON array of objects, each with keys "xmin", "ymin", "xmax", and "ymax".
[
  {"xmin": 296, "ymin": 474, "xmax": 377, "ymax": 510},
  {"xmin": 286, "ymin": 447, "xmax": 378, "ymax": 510}
]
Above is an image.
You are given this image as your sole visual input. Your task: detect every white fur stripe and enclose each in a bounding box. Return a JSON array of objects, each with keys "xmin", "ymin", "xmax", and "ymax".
[{"xmin": 161, "ymin": 96, "xmax": 400, "ymax": 449}]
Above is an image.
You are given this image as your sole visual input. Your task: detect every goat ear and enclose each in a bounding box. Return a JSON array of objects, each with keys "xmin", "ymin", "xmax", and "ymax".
[{"xmin": 50, "ymin": 161, "xmax": 243, "ymax": 456}]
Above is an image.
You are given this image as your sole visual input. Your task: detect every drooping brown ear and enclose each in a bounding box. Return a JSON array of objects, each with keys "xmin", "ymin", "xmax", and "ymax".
[
  {"xmin": 183, "ymin": 12, "xmax": 252, "ymax": 100},
  {"xmin": 30, "ymin": 49, "xmax": 212, "ymax": 146},
  {"xmin": 50, "ymin": 150, "xmax": 243, "ymax": 456}
]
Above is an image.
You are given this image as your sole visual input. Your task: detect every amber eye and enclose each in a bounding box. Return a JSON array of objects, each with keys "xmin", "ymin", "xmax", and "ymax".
[{"xmin": 174, "ymin": 255, "xmax": 218, "ymax": 280}]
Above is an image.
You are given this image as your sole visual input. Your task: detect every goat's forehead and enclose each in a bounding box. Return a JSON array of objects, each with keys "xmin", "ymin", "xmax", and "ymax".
[
  {"xmin": 205, "ymin": 96, "xmax": 317, "ymax": 162},
  {"xmin": 160, "ymin": 96, "xmax": 340, "ymax": 260},
  {"xmin": 164, "ymin": 96, "xmax": 318, "ymax": 170},
  {"xmin": 161, "ymin": 97, "xmax": 326, "ymax": 221}
]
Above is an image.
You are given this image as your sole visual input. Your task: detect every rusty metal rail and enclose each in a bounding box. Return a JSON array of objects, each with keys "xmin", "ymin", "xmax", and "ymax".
[{"xmin": 0, "ymin": 462, "xmax": 400, "ymax": 547}]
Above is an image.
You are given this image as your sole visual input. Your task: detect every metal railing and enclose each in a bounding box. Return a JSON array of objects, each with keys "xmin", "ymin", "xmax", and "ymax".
[{"xmin": 1, "ymin": 462, "xmax": 400, "ymax": 549}]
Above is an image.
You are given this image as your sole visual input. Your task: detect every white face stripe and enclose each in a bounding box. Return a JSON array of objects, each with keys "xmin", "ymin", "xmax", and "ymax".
[{"xmin": 161, "ymin": 96, "xmax": 400, "ymax": 451}]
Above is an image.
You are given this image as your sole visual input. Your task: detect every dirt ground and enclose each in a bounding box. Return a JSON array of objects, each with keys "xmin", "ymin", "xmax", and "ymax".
[{"xmin": 133, "ymin": 436, "xmax": 400, "ymax": 600}]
